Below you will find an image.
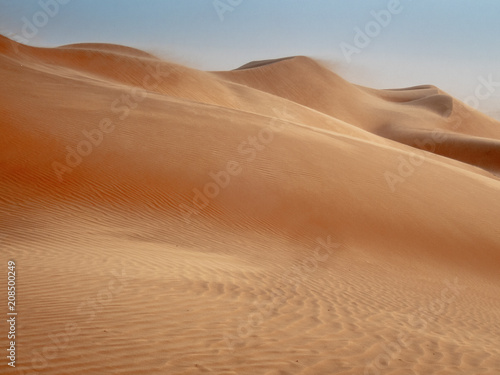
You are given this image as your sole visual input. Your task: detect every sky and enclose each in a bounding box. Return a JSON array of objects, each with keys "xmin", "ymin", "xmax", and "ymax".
[{"xmin": 1, "ymin": 0, "xmax": 499, "ymax": 118}]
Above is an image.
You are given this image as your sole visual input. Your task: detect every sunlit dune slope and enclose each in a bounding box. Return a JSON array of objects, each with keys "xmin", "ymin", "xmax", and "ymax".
[
  {"xmin": 216, "ymin": 56, "xmax": 500, "ymax": 175},
  {"xmin": 1, "ymin": 35, "xmax": 500, "ymax": 274},
  {"xmin": 1, "ymin": 36, "xmax": 500, "ymax": 375}
]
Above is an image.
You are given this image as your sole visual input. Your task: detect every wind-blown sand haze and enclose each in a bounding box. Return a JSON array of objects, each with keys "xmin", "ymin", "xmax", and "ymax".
[{"xmin": 1, "ymin": 36, "xmax": 500, "ymax": 374}]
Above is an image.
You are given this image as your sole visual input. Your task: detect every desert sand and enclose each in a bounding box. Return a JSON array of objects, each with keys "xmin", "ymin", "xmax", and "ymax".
[{"xmin": 1, "ymin": 36, "xmax": 500, "ymax": 374}]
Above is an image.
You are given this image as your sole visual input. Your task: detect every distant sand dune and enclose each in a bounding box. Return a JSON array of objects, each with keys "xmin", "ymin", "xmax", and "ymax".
[
  {"xmin": 235, "ymin": 56, "xmax": 296, "ymax": 70},
  {"xmin": 1, "ymin": 36, "xmax": 499, "ymax": 374},
  {"xmin": 401, "ymin": 94, "xmax": 454, "ymax": 117},
  {"xmin": 58, "ymin": 42, "xmax": 159, "ymax": 59}
]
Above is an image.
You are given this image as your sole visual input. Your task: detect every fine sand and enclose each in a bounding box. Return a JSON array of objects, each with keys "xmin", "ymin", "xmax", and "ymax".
[{"xmin": 1, "ymin": 37, "xmax": 500, "ymax": 374}]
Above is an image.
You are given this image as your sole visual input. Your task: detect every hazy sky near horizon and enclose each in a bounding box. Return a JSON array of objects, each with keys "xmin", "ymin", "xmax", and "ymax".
[{"xmin": 1, "ymin": 0, "xmax": 499, "ymax": 116}]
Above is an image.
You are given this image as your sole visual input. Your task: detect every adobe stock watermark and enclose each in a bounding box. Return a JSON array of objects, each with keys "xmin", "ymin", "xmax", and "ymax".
[
  {"xmin": 384, "ymin": 73, "xmax": 500, "ymax": 192},
  {"xmin": 52, "ymin": 62, "xmax": 171, "ymax": 182},
  {"xmin": 213, "ymin": 0, "xmax": 243, "ymax": 22},
  {"xmin": 340, "ymin": 0, "xmax": 411, "ymax": 63},
  {"xmin": 364, "ymin": 277, "xmax": 465, "ymax": 375},
  {"xmin": 222, "ymin": 235, "xmax": 340, "ymax": 353},
  {"xmin": 178, "ymin": 106, "xmax": 293, "ymax": 224},
  {"xmin": 17, "ymin": 269, "xmax": 129, "ymax": 375},
  {"xmin": 9, "ymin": 0, "xmax": 71, "ymax": 46}
]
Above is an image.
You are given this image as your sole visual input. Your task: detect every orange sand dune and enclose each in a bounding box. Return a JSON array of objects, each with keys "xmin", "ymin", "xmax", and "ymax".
[
  {"xmin": 216, "ymin": 57, "xmax": 500, "ymax": 172},
  {"xmin": 1, "ymin": 36, "xmax": 500, "ymax": 374}
]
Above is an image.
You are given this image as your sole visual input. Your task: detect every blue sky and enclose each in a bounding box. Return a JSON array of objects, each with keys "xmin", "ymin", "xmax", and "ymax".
[{"xmin": 1, "ymin": 0, "xmax": 499, "ymax": 117}]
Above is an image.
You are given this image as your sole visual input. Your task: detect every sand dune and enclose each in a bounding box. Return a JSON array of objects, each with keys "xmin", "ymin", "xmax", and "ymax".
[{"xmin": 1, "ymin": 36, "xmax": 500, "ymax": 374}]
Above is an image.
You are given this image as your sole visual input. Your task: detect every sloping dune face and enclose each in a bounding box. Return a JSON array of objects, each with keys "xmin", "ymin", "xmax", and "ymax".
[{"xmin": 1, "ymin": 36, "xmax": 500, "ymax": 374}]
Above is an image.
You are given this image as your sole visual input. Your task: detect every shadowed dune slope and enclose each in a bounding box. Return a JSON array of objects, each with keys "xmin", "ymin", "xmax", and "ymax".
[{"xmin": 1, "ymin": 37, "xmax": 500, "ymax": 374}]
